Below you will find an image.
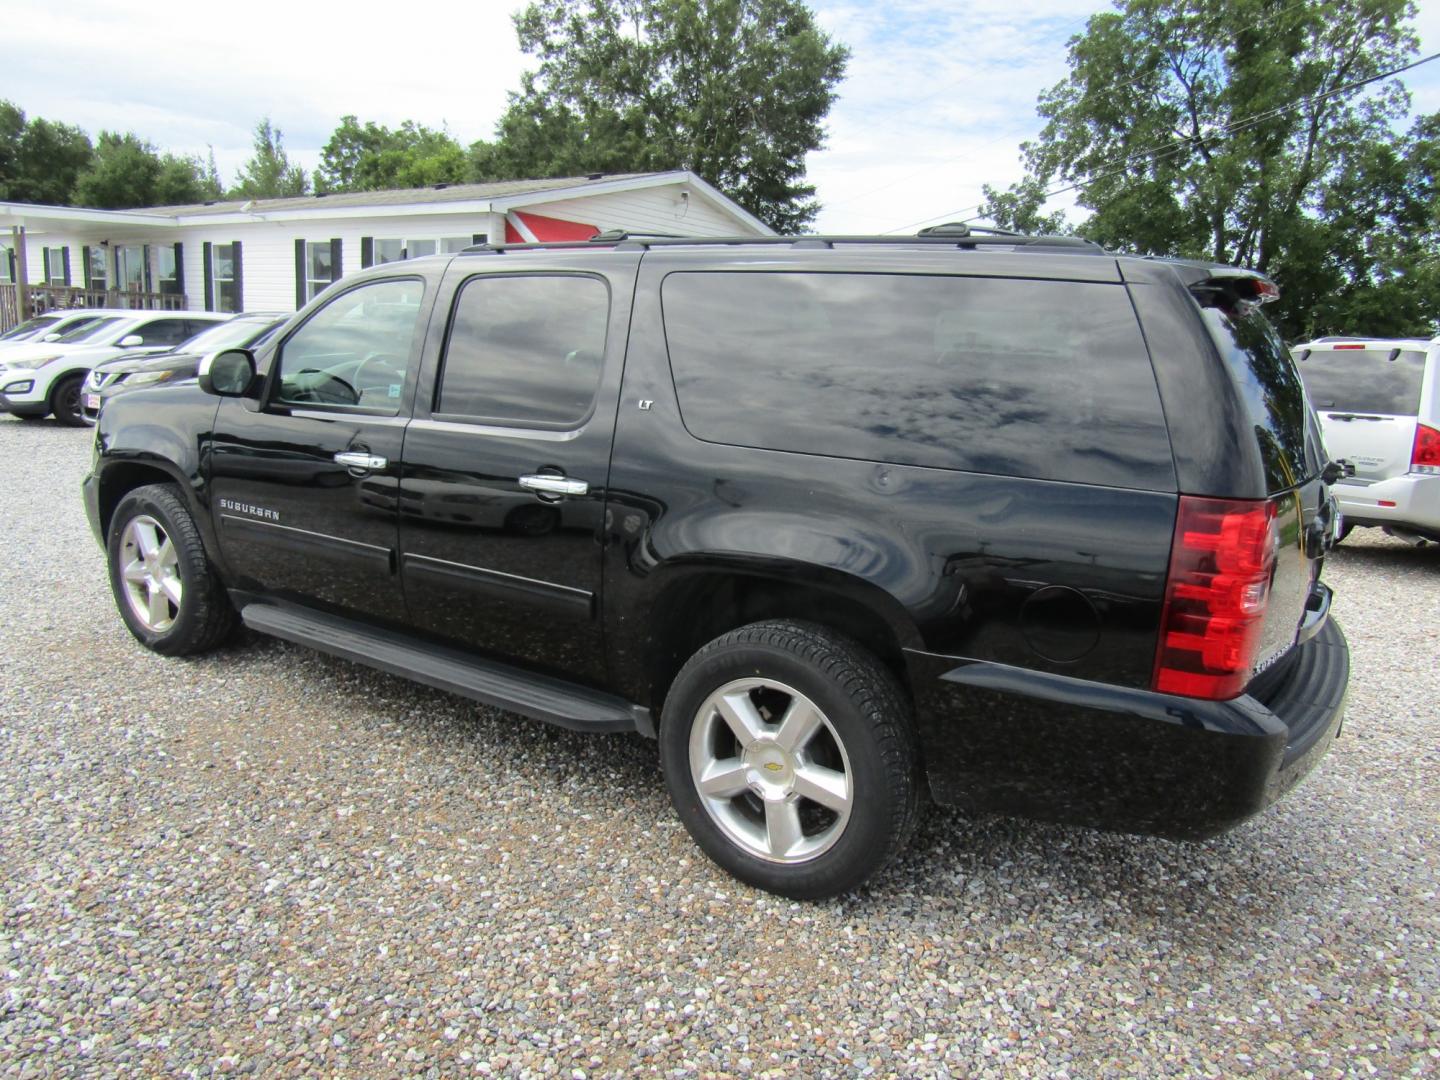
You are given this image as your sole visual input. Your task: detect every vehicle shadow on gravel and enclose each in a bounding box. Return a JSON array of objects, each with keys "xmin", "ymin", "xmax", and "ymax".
[{"xmin": 1328, "ymin": 537, "xmax": 1439, "ymax": 569}]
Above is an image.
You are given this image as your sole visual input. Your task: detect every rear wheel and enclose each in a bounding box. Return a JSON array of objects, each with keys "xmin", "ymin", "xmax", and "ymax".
[
  {"xmin": 660, "ymin": 620, "xmax": 920, "ymax": 899},
  {"xmin": 106, "ymin": 484, "xmax": 237, "ymax": 655},
  {"xmin": 49, "ymin": 374, "xmax": 86, "ymax": 427}
]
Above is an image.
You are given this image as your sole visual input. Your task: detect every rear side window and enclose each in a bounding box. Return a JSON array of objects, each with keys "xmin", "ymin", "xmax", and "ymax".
[
  {"xmin": 661, "ymin": 272, "xmax": 1174, "ymax": 489},
  {"xmin": 437, "ymin": 274, "xmax": 609, "ymax": 427},
  {"xmin": 1200, "ymin": 305, "xmax": 1321, "ymax": 492},
  {"xmin": 1295, "ymin": 348, "xmax": 1426, "ymax": 414}
]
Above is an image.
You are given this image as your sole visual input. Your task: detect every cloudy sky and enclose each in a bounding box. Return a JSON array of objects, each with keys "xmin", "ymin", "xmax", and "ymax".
[{"xmin": 4, "ymin": 0, "xmax": 1439, "ymax": 233}]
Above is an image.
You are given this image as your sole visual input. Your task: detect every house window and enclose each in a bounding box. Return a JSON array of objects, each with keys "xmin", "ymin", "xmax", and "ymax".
[
  {"xmin": 157, "ymin": 246, "xmax": 181, "ymax": 297},
  {"xmin": 116, "ymin": 245, "xmax": 148, "ymax": 292},
  {"xmin": 212, "ymin": 244, "xmax": 239, "ymax": 312},
  {"xmin": 87, "ymin": 247, "xmax": 108, "ymax": 292},
  {"xmin": 306, "ymin": 241, "xmax": 336, "ymax": 301},
  {"xmin": 372, "ymin": 236, "xmax": 471, "ymax": 265},
  {"xmin": 0, "ymin": 245, "xmax": 12, "ymax": 284},
  {"xmin": 45, "ymin": 247, "xmax": 69, "ymax": 285}
]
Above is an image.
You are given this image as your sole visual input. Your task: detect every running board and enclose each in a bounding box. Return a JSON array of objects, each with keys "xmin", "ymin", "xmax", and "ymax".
[{"xmin": 239, "ymin": 602, "xmax": 654, "ymax": 737}]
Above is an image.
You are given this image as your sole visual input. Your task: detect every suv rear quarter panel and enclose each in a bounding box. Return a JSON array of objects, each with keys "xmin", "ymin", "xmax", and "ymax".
[{"xmin": 603, "ymin": 250, "xmax": 1180, "ymax": 715}]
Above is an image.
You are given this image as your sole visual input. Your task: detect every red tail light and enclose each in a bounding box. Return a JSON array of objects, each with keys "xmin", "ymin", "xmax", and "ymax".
[
  {"xmin": 1153, "ymin": 496, "xmax": 1278, "ymax": 700},
  {"xmin": 1412, "ymin": 423, "xmax": 1440, "ymax": 474}
]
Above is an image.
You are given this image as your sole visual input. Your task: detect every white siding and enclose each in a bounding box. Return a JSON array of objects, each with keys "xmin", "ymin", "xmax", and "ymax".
[{"xmin": 524, "ymin": 184, "xmax": 751, "ymax": 236}]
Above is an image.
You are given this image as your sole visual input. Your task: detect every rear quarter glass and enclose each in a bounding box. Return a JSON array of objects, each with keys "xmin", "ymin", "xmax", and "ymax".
[
  {"xmin": 1295, "ymin": 349, "xmax": 1426, "ymax": 414},
  {"xmin": 661, "ymin": 271, "xmax": 1175, "ymax": 491},
  {"xmin": 1199, "ymin": 306, "xmax": 1322, "ymax": 494}
]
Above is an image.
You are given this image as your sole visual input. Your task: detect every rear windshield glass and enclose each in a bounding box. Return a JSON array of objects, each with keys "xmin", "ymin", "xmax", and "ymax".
[
  {"xmin": 1294, "ymin": 348, "xmax": 1426, "ymax": 415},
  {"xmin": 1200, "ymin": 305, "xmax": 1321, "ymax": 493},
  {"xmin": 661, "ymin": 271, "xmax": 1174, "ymax": 490}
]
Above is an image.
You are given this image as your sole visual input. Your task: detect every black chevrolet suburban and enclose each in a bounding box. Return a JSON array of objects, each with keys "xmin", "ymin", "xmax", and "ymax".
[{"xmin": 84, "ymin": 231, "xmax": 1350, "ymax": 899}]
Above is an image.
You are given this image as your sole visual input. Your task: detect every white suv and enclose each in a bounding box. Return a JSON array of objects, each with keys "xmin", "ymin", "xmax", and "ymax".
[
  {"xmin": 1293, "ymin": 336, "xmax": 1440, "ymax": 543},
  {"xmin": 0, "ymin": 312, "xmax": 228, "ymax": 425}
]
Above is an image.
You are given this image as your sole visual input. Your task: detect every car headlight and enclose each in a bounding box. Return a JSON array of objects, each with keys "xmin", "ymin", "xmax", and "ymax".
[{"xmin": 119, "ymin": 369, "xmax": 177, "ymax": 388}]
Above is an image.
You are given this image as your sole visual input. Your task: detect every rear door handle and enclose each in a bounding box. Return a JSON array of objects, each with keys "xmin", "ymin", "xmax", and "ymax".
[
  {"xmin": 334, "ymin": 451, "xmax": 388, "ymax": 471},
  {"xmin": 518, "ymin": 474, "xmax": 589, "ymax": 496}
]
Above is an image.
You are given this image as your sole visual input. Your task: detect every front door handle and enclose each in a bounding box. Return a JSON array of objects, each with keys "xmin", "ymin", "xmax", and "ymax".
[
  {"xmin": 334, "ymin": 451, "xmax": 388, "ymax": 471},
  {"xmin": 518, "ymin": 474, "xmax": 589, "ymax": 497}
]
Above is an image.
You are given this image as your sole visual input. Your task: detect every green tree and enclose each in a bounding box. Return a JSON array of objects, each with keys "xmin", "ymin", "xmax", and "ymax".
[
  {"xmin": 0, "ymin": 101, "xmax": 93, "ymax": 205},
  {"xmin": 315, "ymin": 115, "xmax": 467, "ymax": 193},
  {"xmin": 73, "ymin": 132, "xmax": 217, "ymax": 209},
  {"xmin": 985, "ymin": 0, "xmax": 1431, "ymax": 337},
  {"xmin": 471, "ymin": 0, "xmax": 849, "ymax": 232},
  {"xmin": 232, "ymin": 118, "xmax": 309, "ymax": 199},
  {"xmin": 977, "ymin": 177, "xmax": 1071, "ymax": 236}
]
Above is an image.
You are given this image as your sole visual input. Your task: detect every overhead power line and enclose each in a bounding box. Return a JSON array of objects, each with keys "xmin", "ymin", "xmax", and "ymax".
[{"xmin": 882, "ymin": 49, "xmax": 1440, "ymax": 236}]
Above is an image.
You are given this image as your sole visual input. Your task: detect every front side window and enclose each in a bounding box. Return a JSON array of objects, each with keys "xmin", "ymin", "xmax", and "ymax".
[
  {"xmin": 212, "ymin": 244, "xmax": 238, "ymax": 313},
  {"xmin": 275, "ymin": 278, "xmax": 424, "ymax": 411},
  {"xmin": 436, "ymin": 274, "xmax": 610, "ymax": 426},
  {"xmin": 662, "ymin": 271, "xmax": 1174, "ymax": 490},
  {"xmin": 58, "ymin": 316, "xmax": 127, "ymax": 343},
  {"xmin": 306, "ymin": 241, "xmax": 335, "ymax": 301},
  {"xmin": 131, "ymin": 318, "xmax": 196, "ymax": 347}
]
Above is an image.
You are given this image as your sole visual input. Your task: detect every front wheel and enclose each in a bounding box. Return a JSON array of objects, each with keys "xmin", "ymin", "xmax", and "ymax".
[
  {"xmin": 106, "ymin": 484, "xmax": 237, "ymax": 655},
  {"xmin": 49, "ymin": 373, "xmax": 87, "ymax": 427},
  {"xmin": 660, "ymin": 620, "xmax": 921, "ymax": 899}
]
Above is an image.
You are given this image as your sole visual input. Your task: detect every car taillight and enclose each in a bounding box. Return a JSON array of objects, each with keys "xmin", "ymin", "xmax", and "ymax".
[
  {"xmin": 1153, "ymin": 496, "xmax": 1279, "ymax": 700},
  {"xmin": 1412, "ymin": 423, "xmax": 1440, "ymax": 474}
]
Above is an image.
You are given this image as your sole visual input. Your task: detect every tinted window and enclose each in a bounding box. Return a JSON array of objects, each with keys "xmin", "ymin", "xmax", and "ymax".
[
  {"xmin": 1201, "ymin": 305, "xmax": 1321, "ymax": 492},
  {"xmin": 133, "ymin": 319, "xmax": 196, "ymax": 347},
  {"xmin": 58, "ymin": 317, "xmax": 126, "ymax": 343},
  {"xmin": 1296, "ymin": 348, "xmax": 1426, "ymax": 414},
  {"xmin": 438, "ymin": 274, "xmax": 609, "ymax": 426},
  {"xmin": 276, "ymin": 278, "xmax": 424, "ymax": 411},
  {"xmin": 661, "ymin": 272, "xmax": 1173, "ymax": 489}
]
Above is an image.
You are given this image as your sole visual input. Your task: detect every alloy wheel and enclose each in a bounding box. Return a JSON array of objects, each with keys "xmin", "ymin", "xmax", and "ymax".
[{"xmin": 118, "ymin": 514, "xmax": 183, "ymax": 632}]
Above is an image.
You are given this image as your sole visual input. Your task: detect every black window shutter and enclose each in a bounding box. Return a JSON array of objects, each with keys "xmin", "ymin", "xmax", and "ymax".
[
  {"xmin": 62, "ymin": 247, "xmax": 71, "ymax": 285},
  {"xmin": 330, "ymin": 238, "xmax": 342, "ymax": 284},
  {"xmin": 360, "ymin": 237, "xmax": 373, "ymax": 269},
  {"xmin": 295, "ymin": 238, "xmax": 307, "ymax": 308},
  {"xmin": 472, "ymin": 233, "xmax": 486, "ymax": 246},
  {"xmin": 82, "ymin": 246, "xmax": 92, "ymax": 288},
  {"xmin": 203, "ymin": 241, "xmax": 214, "ymax": 311},
  {"xmin": 232, "ymin": 240, "xmax": 243, "ymax": 312},
  {"xmin": 172, "ymin": 243, "xmax": 184, "ymax": 299},
  {"xmin": 142, "ymin": 245, "xmax": 151, "ymax": 292}
]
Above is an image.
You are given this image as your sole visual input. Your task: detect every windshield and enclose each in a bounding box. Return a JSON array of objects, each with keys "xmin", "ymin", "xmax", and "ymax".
[
  {"xmin": 0, "ymin": 314, "xmax": 64, "ymax": 341},
  {"xmin": 180, "ymin": 318, "xmax": 282, "ymax": 353},
  {"xmin": 55, "ymin": 316, "xmax": 128, "ymax": 344},
  {"xmin": 1295, "ymin": 348, "xmax": 1426, "ymax": 415}
]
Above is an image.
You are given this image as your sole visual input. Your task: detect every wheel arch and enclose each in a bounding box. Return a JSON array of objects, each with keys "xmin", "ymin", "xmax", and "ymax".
[
  {"xmin": 625, "ymin": 559, "xmax": 922, "ymax": 715},
  {"xmin": 96, "ymin": 456, "xmax": 210, "ymax": 550}
]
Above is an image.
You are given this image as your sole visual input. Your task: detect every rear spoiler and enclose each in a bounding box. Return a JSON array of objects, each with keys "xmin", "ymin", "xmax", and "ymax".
[{"xmin": 1185, "ymin": 267, "xmax": 1280, "ymax": 309}]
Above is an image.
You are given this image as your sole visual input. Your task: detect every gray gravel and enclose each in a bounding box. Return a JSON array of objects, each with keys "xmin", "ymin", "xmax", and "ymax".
[{"xmin": 1, "ymin": 413, "xmax": 1436, "ymax": 1079}]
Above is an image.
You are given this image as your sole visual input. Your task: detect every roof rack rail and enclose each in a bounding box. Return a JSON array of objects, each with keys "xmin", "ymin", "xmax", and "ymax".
[
  {"xmin": 458, "ymin": 232, "xmax": 1107, "ymax": 256},
  {"xmin": 916, "ymin": 223, "xmax": 1024, "ymax": 238}
]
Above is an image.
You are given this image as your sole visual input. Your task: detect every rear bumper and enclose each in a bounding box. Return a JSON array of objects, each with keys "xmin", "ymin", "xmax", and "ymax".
[
  {"xmin": 908, "ymin": 616, "xmax": 1350, "ymax": 839},
  {"xmin": 1334, "ymin": 474, "xmax": 1440, "ymax": 533}
]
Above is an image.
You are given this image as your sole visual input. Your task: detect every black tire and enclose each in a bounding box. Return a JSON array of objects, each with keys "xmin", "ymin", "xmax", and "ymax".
[
  {"xmin": 106, "ymin": 484, "xmax": 238, "ymax": 656},
  {"xmin": 49, "ymin": 373, "xmax": 87, "ymax": 427},
  {"xmin": 1335, "ymin": 522, "xmax": 1354, "ymax": 544},
  {"xmin": 659, "ymin": 620, "xmax": 920, "ymax": 900}
]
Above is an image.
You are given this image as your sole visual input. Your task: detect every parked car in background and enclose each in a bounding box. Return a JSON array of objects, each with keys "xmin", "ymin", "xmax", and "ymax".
[
  {"xmin": 0, "ymin": 312, "xmax": 229, "ymax": 425},
  {"xmin": 0, "ymin": 308, "xmax": 133, "ymax": 349},
  {"xmin": 82, "ymin": 313, "xmax": 289, "ymax": 423},
  {"xmin": 1293, "ymin": 336, "xmax": 1440, "ymax": 544}
]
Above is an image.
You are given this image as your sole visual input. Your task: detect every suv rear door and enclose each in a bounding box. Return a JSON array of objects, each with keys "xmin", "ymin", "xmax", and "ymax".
[
  {"xmin": 1294, "ymin": 343, "xmax": 1430, "ymax": 480},
  {"xmin": 396, "ymin": 253, "xmax": 640, "ymax": 684}
]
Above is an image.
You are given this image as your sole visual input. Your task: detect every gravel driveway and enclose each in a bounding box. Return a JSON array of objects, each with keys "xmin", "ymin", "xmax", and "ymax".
[{"xmin": 1, "ymin": 415, "xmax": 1436, "ymax": 1079}]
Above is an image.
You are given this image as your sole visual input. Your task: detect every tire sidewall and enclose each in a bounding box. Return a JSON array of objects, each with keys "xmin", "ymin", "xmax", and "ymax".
[
  {"xmin": 106, "ymin": 487, "xmax": 208, "ymax": 655},
  {"xmin": 660, "ymin": 636, "xmax": 902, "ymax": 899},
  {"xmin": 50, "ymin": 373, "xmax": 86, "ymax": 427}
]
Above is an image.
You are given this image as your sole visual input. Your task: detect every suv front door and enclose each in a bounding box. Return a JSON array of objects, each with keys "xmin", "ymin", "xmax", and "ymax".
[
  {"xmin": 397, "ymin": 257, "xmax": 639, "ymax": 684},
  {"xmin": 208, "ymin": 274, "xmax": 432, "ymax": 624}
]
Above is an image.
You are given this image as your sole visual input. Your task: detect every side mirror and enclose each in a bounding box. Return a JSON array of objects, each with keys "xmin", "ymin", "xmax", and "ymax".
[
  {"xmin": 117, "ymin": 334, "xmax": 144, "ymax": 347},
  {"xmin": 41, "ymin": 332, "xmax": 62, "ymax": 342},
  {"xmin": 198, "ymin": 348, "xmax": 259, "ymax": 398}
]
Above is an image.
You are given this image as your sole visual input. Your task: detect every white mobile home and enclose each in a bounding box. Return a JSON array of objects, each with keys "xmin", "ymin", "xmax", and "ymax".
[{"xmin": 0, "ymin": 171, "xmax": 771, "ymax": 328}]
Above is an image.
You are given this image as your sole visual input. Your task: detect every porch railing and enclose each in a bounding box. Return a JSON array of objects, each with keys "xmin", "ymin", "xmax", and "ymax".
[{"xmin": 0, "ymin": 283, "xmax": 187, "ymax": 332}]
